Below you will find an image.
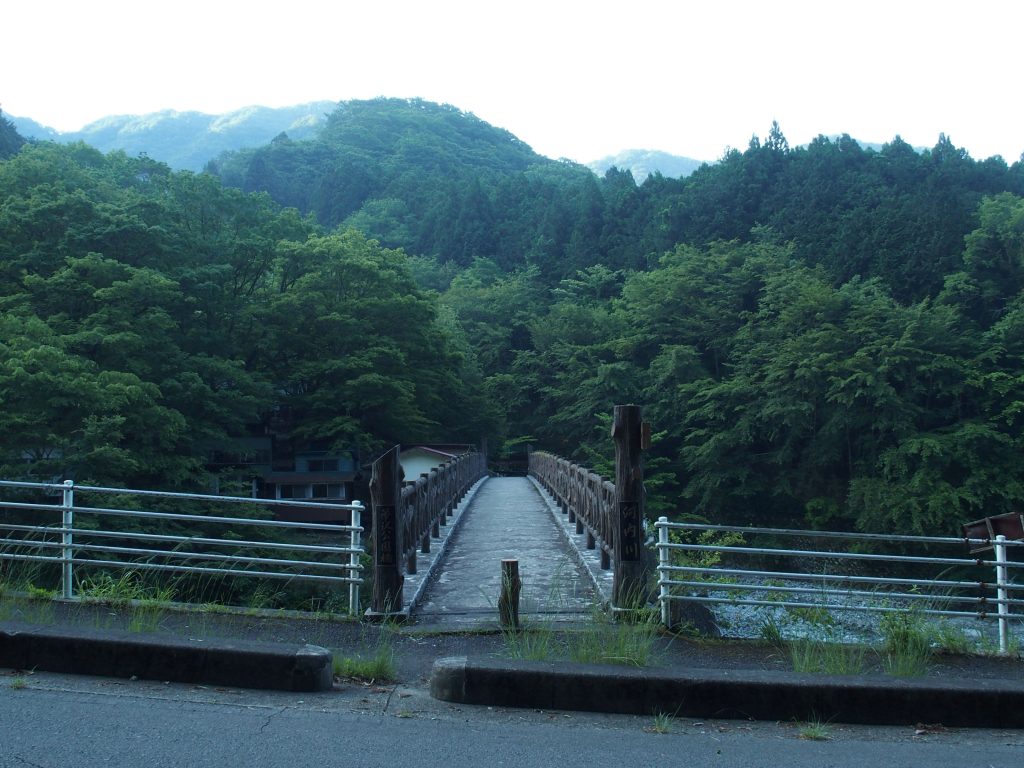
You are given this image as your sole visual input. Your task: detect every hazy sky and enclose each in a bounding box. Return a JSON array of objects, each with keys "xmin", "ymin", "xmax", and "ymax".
[{"xmin": 4, "ymin": 0, "xmax": 1021, "ymax": 163}]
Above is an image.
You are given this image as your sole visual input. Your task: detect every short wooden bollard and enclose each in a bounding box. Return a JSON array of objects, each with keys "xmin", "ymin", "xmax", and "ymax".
[{"xmin": 498, "ymin": 559, "xmax": 522, "ymax": 629}]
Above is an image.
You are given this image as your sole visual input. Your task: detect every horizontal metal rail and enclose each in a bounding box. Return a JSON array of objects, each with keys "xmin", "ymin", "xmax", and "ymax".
[
  {"xmin": 667, "ymin": 520, "xmax": 1024, "ymax": 548},
  {"xmin": 0, "ymin": 524, "xmax": 353, "ymax": 555},
  {"xmin": 66, "ymin": 557, "xmax": 361, "ymax": 584},
  {"xmin": 660, "ymin": 563, "xmax": 998, "ymax": 593},
  {"xmin": 0, "ymin": 499, "xmax": 360, "ymax": 531},
  {"xmin": 0, "ymin": 479, "xmax": 366, "ymax": 614},
  {"xmin": 655, "ymin": 590, "xmax": 996, "ymax": 620},
  {"xmin": 0, "ymin": 479, "xmax": 355, "ymax": 511},
  {"xmin": 661, "ymin": 540, "xmax": 1023, "ymax": 569},
  {"xmin": 66, "ymin": 542, "xmax": 359, "ymax": 571},
  {"xmin": 655, "ymin": 517, "xmax": 1022, "ymax": 652},
  {"xmin": 659, "ymin": 576, "xmax": 1024, "ymax": 608}
]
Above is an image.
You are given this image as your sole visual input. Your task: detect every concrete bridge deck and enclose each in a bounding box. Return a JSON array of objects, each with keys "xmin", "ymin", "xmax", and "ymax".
[{"xmin": 415, "ymin": 477, "xmax": 596, "ymax": 625}]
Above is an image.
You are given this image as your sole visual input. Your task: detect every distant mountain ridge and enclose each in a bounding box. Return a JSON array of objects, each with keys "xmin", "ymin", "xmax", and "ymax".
[
  {"xmin": 9, "ymin": 102, "xmax": 337, "ymax": 171},
  {"xmin": 587, "ymin": 149, "xmax": 705, "ymax": 182}
]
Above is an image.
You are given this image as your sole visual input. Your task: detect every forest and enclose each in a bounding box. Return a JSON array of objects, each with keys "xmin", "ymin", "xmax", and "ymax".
[{"xmin": 3, "ymin": 99, "xmax": 1024, "ymax": 536}]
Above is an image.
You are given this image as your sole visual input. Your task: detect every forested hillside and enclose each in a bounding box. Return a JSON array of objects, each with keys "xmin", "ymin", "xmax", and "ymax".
[
  {"xmin": 9, "ymin": 102, "xmax": 335, "ymax": 171},
  {"xmin": 0, "ymin": 139, "xmax": 496, "ymax": 488},
  {"xmin": 0, "ymin": 110, "xmax": 24, "ymax": 159},
  {"xmin": 4, "ymin": 98, "xmax": 1024, "ymax": 535}
]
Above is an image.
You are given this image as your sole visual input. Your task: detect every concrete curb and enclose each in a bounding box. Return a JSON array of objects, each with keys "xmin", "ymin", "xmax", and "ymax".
[
  {"xmin": 0, "ymin": 622, "xmax": 333, "ymax": 692},
  {"xmin": 430, "ymin": 655, "xmax": 1024, "ymax": 728}
]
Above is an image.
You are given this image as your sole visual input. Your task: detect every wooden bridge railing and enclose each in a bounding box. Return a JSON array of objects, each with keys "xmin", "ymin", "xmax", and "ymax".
[
  {"xmin": 529, "ymin": 451, "xmax": 616, "ymax": 571},
  {"xmin": 369, "ymin": 446, "xmax": 487, "ymax": 615},
  {"xmin": 528, "ymin": 404, "xmax": 648, "ymax": 607}
]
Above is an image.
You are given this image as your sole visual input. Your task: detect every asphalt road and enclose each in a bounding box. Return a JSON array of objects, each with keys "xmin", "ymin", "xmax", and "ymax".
[{"xmin": 2, "ymin": 669, "xmax": 1022, "ymax": 768}]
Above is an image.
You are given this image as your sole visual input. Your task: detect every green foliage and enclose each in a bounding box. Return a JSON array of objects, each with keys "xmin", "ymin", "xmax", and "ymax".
[
  {"xmin": 648, "ymin": 712, "xmax": 675, "ymax": 734},
  {"xmin": 566, "ymin": 609, "xmax": 660, "ymax": 667},
  {"xmin": 758, "ymin": 615, "xmax": 785, "ymax": 647},
  {"xmin": 797, "ymin": 718, "xmax": 831, "ymax": 741},
  {"xmin": 0, "ymin": 141, "xmax": 497, "ymax": 488},
  {"xmin": 789, "ymin": 638, "xmax": 867, "ymax": 675},
  {"xmin": 934, "ymin": 621, "xmax": 973, "ymax": 655},
  {"xmin": 0, "ymin": 108, "xmax": 25, "ymax": 159},
  {"xmin": 333, "ymin": 645, "xmax": 397, "ymax": 683},
  {"xmin": 6, "ymin": 104, "xmax": 1024, "ymax": 542},
  {"xmin": 879, "ymin": 610, "xmax": 932, "ymax": 676},
  {"xmin": 79, "ymin": 571, "xmax": 175, "ymax": 607},
  {"xmin": 501, "ymin": 625, "xmax": 560, "ymax": 662},
  {"xmin": 786, "ymin": 605, "xmax": 836, "ymax": 628}
]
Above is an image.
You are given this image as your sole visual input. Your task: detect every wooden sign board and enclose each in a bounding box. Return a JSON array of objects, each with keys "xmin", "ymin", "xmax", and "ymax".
[{"xmin": 962, "ymin": 512, "xmax": 1024, "ymax": 553}]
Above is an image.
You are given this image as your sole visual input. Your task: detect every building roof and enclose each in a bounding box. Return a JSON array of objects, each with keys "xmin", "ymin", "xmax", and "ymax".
[{"xmin": 263, "ymin": 472, "xmax": 356, "ymax": 484}]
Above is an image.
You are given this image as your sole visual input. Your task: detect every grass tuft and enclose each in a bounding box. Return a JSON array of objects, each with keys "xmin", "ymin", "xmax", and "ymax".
[
  {"xmin": 797, "ymin": 718, "xmax": 830, "ymax": 741},
  {"xmin": 933, "ymin": 621, "xmax": 973, "ymax": 656},
  {"xmin": 880, "ymin": 611, "xmax": 931, "ymax": 677},
  {"xmin": 333, "ymin": 636, "xmax": 396, "ymax": 682},
  {"xmin": 789, "ymin": 637, "xmax": 866, "ymax": 675},
  {"xmin": 647, "ymin": 711, "xmax": 674, "ymax": 734},
  {"xmin": 502, "ymin": 625, "xmax": 560, "ymax": 661},
  {"xmin": 567, "ymin": 609, "xmax": 659, "ymax": 667}
]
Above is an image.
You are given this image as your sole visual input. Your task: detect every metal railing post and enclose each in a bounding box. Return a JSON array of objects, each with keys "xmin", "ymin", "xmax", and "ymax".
[
  {"xmin": 658, "ymin": 517, "xmax": 670, "ymax": 627},
  {"xmin": 349, "ymin": 501, "xmax": 363, "ymax": 616},
  {"xmin": 996, "ymin": 534, "xmax": 1010, "ymax": 654},
  {"xmin": 61, "ymin": 480, "xmax": 74, "ymax": 599}
]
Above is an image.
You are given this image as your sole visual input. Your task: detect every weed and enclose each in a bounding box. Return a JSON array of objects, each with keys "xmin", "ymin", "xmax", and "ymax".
[
  {"xmin": 333, "ymin": 629, "xmax": 396, "ymax": 682},
  {"xmin": 567, "ymin": 607, "xmax": 659, "ymax": 667},
  {"xmin": 797, "ymin": 718, "xmax": 830, "ymax": 741},
  {"xmin": 934, "ymin": 621, "xmax": 973, "ymax": 655},
  {"xmin": 18, "ymin": 598, "xmax": 56, "ymax": 626},
  {"xmin": 647, "ymin": 712, "xmax": 674, "ymax": 734},
  {"xmin": 789, "ymin": 637, "xmax": 866, "ymax": 675},
  {"xmin": 502, "ymin": 624, "xmax": 559, "ymax": 661},
  {"xmin": 127, "ymin": 603, "xmax": 167, "ymax": 633},
  {"xmin": 246, "ymin": 585, "xmax": 285, "ymax": 611},
  {"xmin": 334, "ymin": 646, "xmax": 396, "ymax": 682},
  {"xmin": 786, "ymin": 604, "xmax": 835, "ymax": 628},
  {"xmin": 26, "ymin": 585, "xmax": 57, "ymax": 601},
  {"xmin": 758, "ymin": 615, "xmax": 785, "ymax": 648},
  {"xmin": 10, "ymin": 677, "xmax": 27, "ymax": 690},
  {"xmin": 880, "ymin": 611, "xmax": 931, "ymax": 677},
  {"xmin": 79, "ymin": 571, "xmax": 173, "ymax": 607}
]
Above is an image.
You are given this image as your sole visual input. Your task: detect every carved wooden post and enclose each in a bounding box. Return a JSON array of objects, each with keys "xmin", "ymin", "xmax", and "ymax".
[
  {"xmin": 430, "ymin": 468, "xmax": 441, "ymax": 539},
  {"xmin": 442, "ymin": 460, "xmax": 453, "ymax": 521},
  {"xmin": 499, "ymin": 559, "xmax": 521, "ymax": 629},
  {"xmin": 612, "ymin": 404, "xmax": 646, "ymax": 609},
  {"xmin": 418, "ymin": 474, "xmax": 432, "ymax": 554},
  {"xmin": 370, "ymin": 446, "xmax": 404, "ymax": 614}
]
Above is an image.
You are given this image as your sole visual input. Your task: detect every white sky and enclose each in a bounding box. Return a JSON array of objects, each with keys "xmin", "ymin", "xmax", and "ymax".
[{"xmin": 3, "ymin": 0, "xmax": 1021, "ymax": 163}]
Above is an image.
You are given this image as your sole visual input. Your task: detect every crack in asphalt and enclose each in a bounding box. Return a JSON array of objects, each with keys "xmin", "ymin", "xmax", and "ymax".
[
  {"xmin": 258, "ymin": 706, "xmax": 289, "ymax": 734},
  {"xmin": 382, "ymin": 684, "xmax": 397, "ymax": 713}
]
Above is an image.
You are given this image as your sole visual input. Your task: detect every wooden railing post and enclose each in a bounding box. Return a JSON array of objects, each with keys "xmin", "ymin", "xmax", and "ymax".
[
  {"xmin": 499, "ymin": 559, "xmax": 521, "ymax": 629},
  {"xmin": 370, "ymin": 446, "xmax": 404, "ymax": 615},
  {"xmin": 420, "ymin": 473, "xmax": 432, "ymax": 553},
  {"xmin": 612, "ymin": 404, "xmax": 646, "ymax": 608}
]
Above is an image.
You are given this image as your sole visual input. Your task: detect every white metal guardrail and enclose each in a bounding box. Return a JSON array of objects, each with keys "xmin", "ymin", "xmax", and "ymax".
[
  {"xmin": 0, "ymin": 479, "xmax": 365, "ymax": 616},
  {"xmin": 655, "ymin": 518, "xmax": 1024, "ymax": 653}
]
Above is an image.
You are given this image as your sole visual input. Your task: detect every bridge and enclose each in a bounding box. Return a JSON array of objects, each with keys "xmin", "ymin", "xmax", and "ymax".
[
  {"xmin": 1, "ymin": 402, "xmax": 1019, "ymax": 645},
  {"xmin": 367, "ymin": 405, "xmax": 648, "ymax": 624}
]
